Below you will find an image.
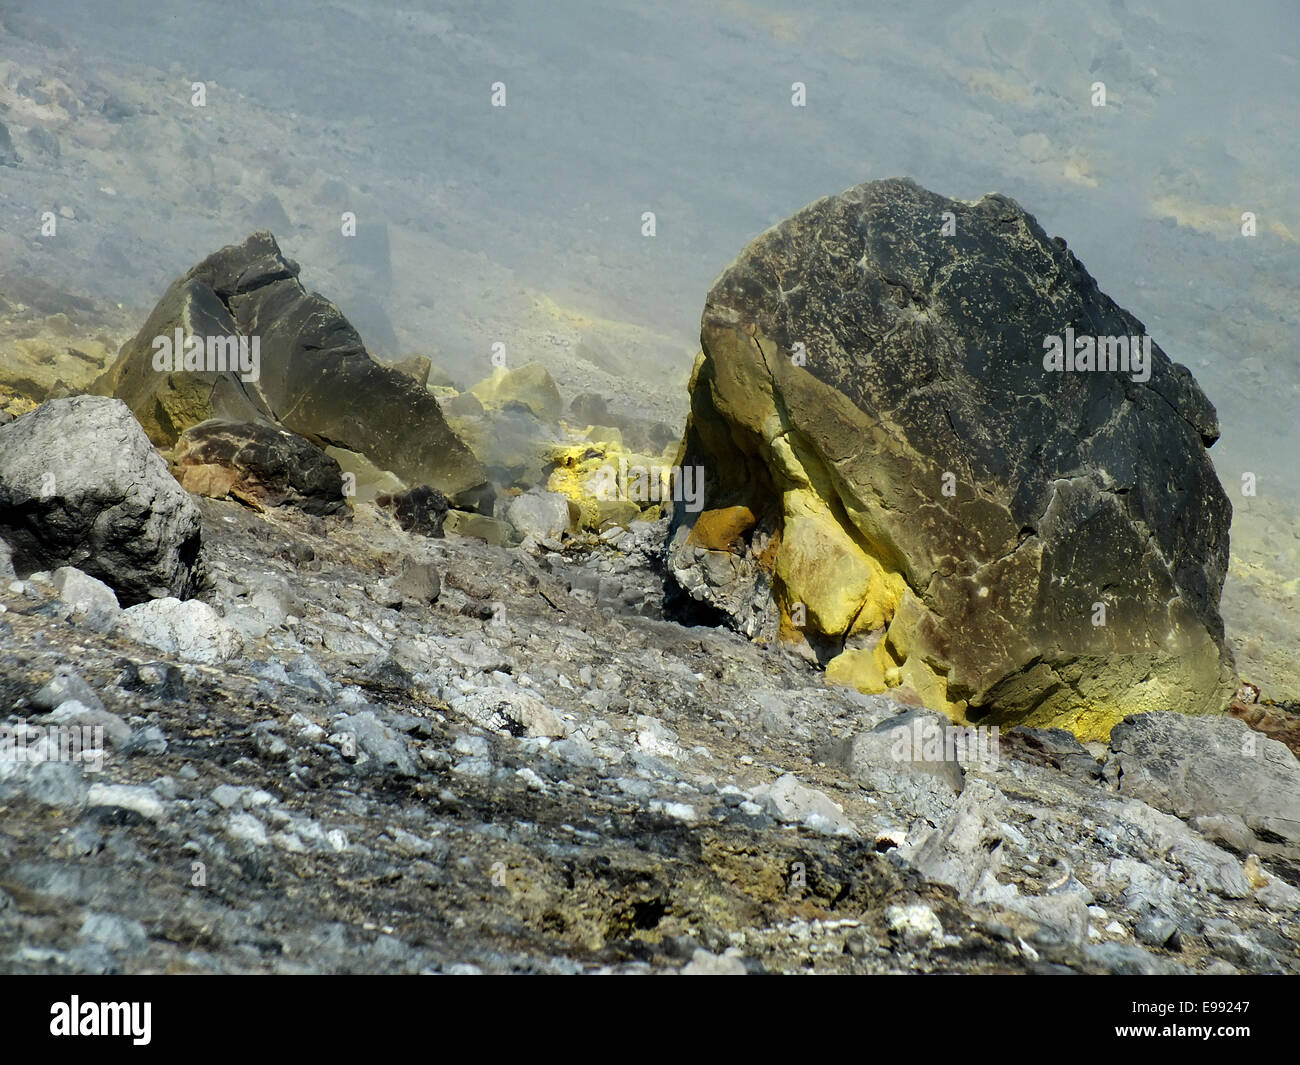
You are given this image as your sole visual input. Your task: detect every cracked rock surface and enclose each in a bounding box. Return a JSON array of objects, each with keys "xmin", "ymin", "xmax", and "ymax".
[{"xmin": 669, "ymin": 177, "xmax": 1235, "ymax": 739}]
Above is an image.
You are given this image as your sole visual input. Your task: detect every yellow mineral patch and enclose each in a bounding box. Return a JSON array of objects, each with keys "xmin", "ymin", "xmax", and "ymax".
[
  {"xmin": 530, "ymin": 292, "xmax": 666, "ymax": 340},
  {"xmin": 469, "ymin": 363, "xmax": 563, "ymax": 421},
  {"xmin": 545, "ymin": 437, "xmax": 670, "ymax": 530},
  {"xmin": 323, "ymin": 445, "xmax": 405, "ymax": 504},
  {"xmin": 847, "ymin": 567, "xmax": 908, "ymax": 636},
  {"xmin": 776, "ymin": 488, "xmax": 879, "ymax": 637},
  {"xmin": 688, "ymin": 506, "xmax": 756, "ymax": 553},
  {"xmin": 774, "ymin": 476, "xmax": 908, "ymax": 640},
  {"xmin": 822, "ymin": 586, "xmax": 969, "ymax": 722},
  {"xmin": 0, "ymin": 384, "xmax": 38, "ymax": 418},
  {"xmin": 151, "ymin": 378, "xmax": 221, "ymax": 446},
  {"xmin": 896, "ymin": 656, "xmax": 966, "ymax": 722},
  {"xmin": 1148, "ymin": 193, "xmax": 1296, "ymax": 243},
  {"xmin": 546, "ymin": 441, "xmax": 611, "ymax": 528},
  {"xmin": 768, "ymin": 433, "xmax": 810, "ymax": 487},
  {"xmin": 1024, "ymin": 666, "xmax": 1181, "ymax": 743},
  {"xmin": 825, "ymin": 645, "xmax": 892, "ymax": 695},
  {"xmin": 973, "ymin": 643, "xmax": 1232, "ymax": 742},
  {"xmin": 583, "ymin": 425, "xmax": 623, "ymax": 446},
  {"xmin": 883, "ymin": 590, "xmax": 926, "ymax": 661}
]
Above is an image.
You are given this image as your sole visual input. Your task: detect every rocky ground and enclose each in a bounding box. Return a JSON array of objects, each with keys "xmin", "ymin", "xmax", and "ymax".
[
  {"xmin": 2, "ymin": 493, "xmax": 1298, "ymax": 974},
  {"xmin": 2, "ymin": 0, "xmax": 1299, "ymax": 979},
  {"xmin": 3, "ymin": 0, "xmax": 1300, "ymax": 695}
]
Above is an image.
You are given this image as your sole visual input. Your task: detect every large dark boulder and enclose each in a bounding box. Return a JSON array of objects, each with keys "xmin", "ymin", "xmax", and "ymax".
[
  {"xmin": 0, "ymin": 396, "xmax": 204, "ymax": 604},
  {"xmin": 93, "ymin": 231, "xmax": 488, "ymax": 506},
  {"xmin": 668, "ymin": 178, "xmax": 1235, "ymax": 739}
]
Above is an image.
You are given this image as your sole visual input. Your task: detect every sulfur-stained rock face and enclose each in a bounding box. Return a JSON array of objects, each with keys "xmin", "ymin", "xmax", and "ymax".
[{"xmin": 667, "ymin": 178, "xmax": 1236, "ymax": 740}]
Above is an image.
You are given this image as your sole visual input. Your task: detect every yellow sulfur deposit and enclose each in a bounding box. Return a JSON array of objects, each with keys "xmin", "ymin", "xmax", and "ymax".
[
  {"xmin": 546, "ymin": 441, "xmax": 615, "ymax": 528},
  {"xmin": 765, "ymin": 423, "xmax": 970, "ymax": 722},
  {"xmin": 688, "ymin": 506, "xmax": 756, "ymax": 553},
  {"xmin": 469, "ymin": 363, "xmax": 564, "ymax": 421},
  {"xmin": 776, "ymin": 488, "xmax": 893, "ymax": 636},
  {"xmin": 546, "ymin": 437, "xmax": 673, "ymax": 530}
]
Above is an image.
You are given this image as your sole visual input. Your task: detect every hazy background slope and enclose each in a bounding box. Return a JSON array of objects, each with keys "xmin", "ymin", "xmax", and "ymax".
[{"xmin": 0, "ymin": 0, "xmax": 1296, "ymax": 688}]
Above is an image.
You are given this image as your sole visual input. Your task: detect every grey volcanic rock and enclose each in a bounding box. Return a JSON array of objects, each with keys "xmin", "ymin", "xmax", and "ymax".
[
  {"xmin": 0, "ymin": 120, "xmax": 19, "ymax": 167},
  {"xmin": 388, "ymin": 559, "xmax": 440, "ymax": 606},
  {"xmin": 0, "ymin": 396, "xmax": 204, "ymax": 604},
  {"xmin": 1108, "ymin": 712, "xmax": 1300, "ymax": 858},
  {"xmin": 506, "ymin": 489, "xmax": 572, "ymax": 542},
  {"xmin": 829, "ymin": 708, "xmax": 967, "ymax": 795},
  {"xmin": 333, "ymin": 710, "xmax": 419, "ymax": 778},
  {"xmin": 50, "ymin": 566, "xmax": 121, "ymax": 631},
  {"xmin": 93, "ymin": 231, "xmax": 488, "ymax": 504},
  {"xmin": 172, "ymin": 418, "xmax": 347, "ymax": 516},
  {"xmin": 905, "ymin": 779, "xmax": 1006, "ymax": 901},
  {"xmin": 115, "ymin": 597, "xmax": 243, "ymax": 663},
  {"xmin": 668, "ymin": 178, "xmax": 1235, "ymax": 740},
  {"xmin": 31, "ymin": 666, "xmax": 106, "ymax": 716}
]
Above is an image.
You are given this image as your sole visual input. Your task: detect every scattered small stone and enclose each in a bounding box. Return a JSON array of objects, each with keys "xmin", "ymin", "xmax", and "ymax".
[
  {"xmin": 681, "ymin": 948, "xmax": 747, "ymax": 976},
  {"xmin": 226, "ymin": 811, "xmax": 269, "ymax": 846},
  {"xmin": 44, "ymin": 699, "xmax": 131, "ymax": 747},
  {"xmin": 885, "ymin": 904, "xmax": 944, "ymax": 950},
  {"xmin": 1134, "ymin": 914, "xmax": 1181, "ymax": 950},
  {"xmin": 85, "ymin": 783, "xmax": 164, "ymax": 821},
  {"xmin": 79, "ymin": 913, "xmax": 148, "ymax": 953},
  {"xmin": 31, "ymin": 667, "xmax": 106, "ymax": 715}
]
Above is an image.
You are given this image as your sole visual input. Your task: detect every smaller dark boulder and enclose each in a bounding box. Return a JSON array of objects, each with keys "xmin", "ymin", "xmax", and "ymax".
[
  {"xmin": 172, "ymin": 419, "xmax": 347, "ymax": 516},
  {"xmin": 376, "ymin": 485, "xmax": 449, "ymax": 538}
]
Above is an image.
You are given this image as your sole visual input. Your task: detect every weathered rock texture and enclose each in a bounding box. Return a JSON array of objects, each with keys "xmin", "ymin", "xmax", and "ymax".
[
  {"xmin": 0, "ymin": 396, "xmax": 204, "ymax": 605},
  {"xmin": 92, "ymin": 231, "xmax": 488, "ymax": 506},
  {"xmin": 376, "ymin": 485, "xmax": 449, "ymax": 538},
  {"xmin": 668, "ymin": 178, "xmax": 1235, "ymax": 740},
  {"xmin": 172, "ymin": 418, "xmax": 347, "ymax": 516},
  {"xmin": 1109, "ymin": 713, "xmax": 1300, "ymax": 861},
  {"xmin": 3, "ymin": 492, "xmax": 1296, "ymax": 975}
]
